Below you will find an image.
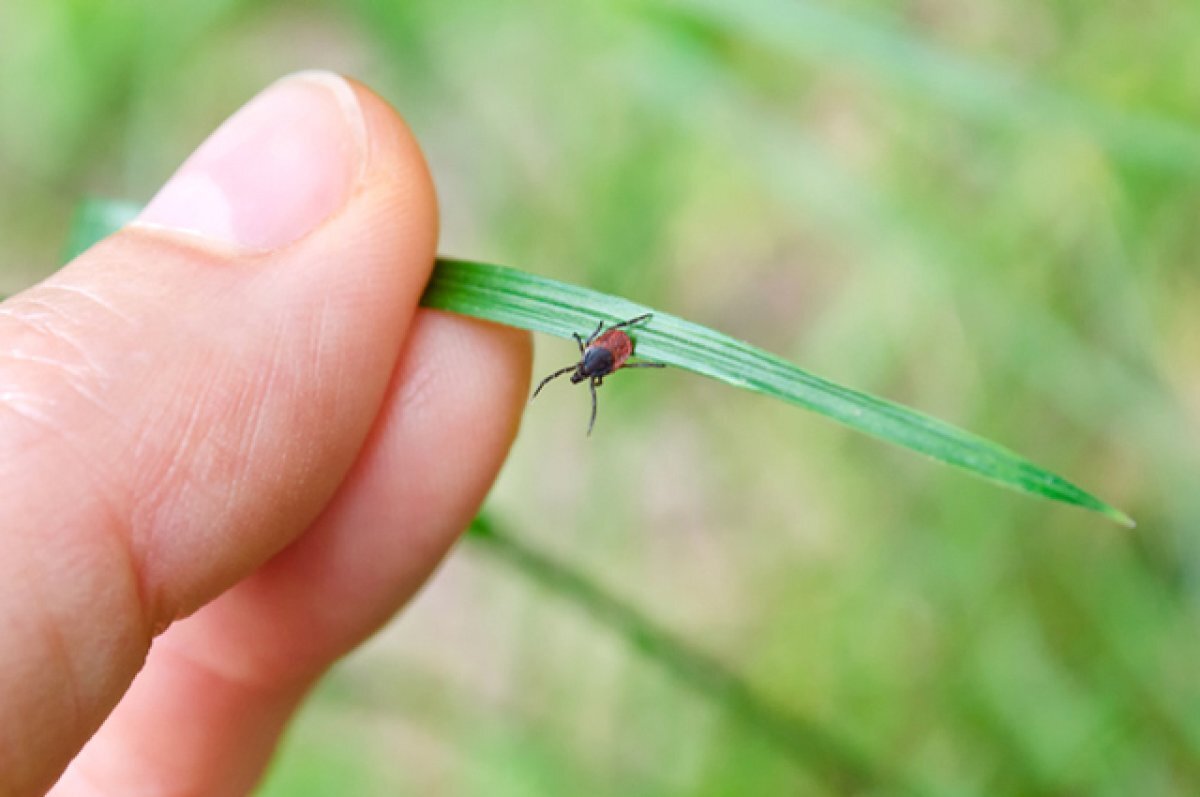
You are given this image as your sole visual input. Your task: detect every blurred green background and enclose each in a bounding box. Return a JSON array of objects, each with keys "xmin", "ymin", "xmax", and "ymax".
[{"xmin": 4, "ymin": 0, "xmax": 1200, "ymax": 794}]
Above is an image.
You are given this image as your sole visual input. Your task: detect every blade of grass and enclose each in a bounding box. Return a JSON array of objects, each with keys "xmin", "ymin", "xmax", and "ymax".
[
  {"xmin": 63, "ymin": 198, "xmax": 1131, "ymax": 524},
  {"xmin": 63, "ymin": 198, "xmax": 144, "ymax": 262},
  {"xmin": 425, "ymin": 258, "xmax": 1130, "ymax": 525},
  {"xmin": 468, "ymin": 513, "xmax": 940, "ymax": 797}
]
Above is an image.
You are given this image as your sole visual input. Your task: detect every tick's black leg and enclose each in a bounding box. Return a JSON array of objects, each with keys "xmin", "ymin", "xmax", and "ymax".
[
  {"xmin": 609, "ymin": 313, "xmax": 653, "ymax": 332},
  {"xmin": 587, "ymin": 376, "xmax": 600, "ymax": 436},
  {"xmin": 532, "ymin": 366, "xmax": 576, "ymax": 400},
  {"xmin": 623, "ymin": 361, "xmax": 666, "ymax": 369},
  {"xmin": 584, "ymin": 320, "xmax": 605, "ymax": 345},
  {"xmin": 572, "ymin": 332, "xmax": 586, "ymax": 354}
]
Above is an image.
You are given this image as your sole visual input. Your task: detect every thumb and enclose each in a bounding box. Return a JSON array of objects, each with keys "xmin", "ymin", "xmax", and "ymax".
[{"xmin": 0, "ymin": 72, "xmax": 437, "ymax": 793}]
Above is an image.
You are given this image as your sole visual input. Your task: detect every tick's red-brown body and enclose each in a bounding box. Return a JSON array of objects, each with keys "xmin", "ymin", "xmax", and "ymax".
[
  {"xmin": 590, "ymin": 328, "xmax": 634, "ymax": 371},
  {"xmin": 531, "ymin": 313, "xmax": 665, "ymax": 435}
]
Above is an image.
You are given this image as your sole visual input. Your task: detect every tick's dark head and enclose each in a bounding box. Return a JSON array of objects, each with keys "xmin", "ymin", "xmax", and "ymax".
[{"xmin": 579, "ymin": 345, "xmax": 615, "ymax": 378}]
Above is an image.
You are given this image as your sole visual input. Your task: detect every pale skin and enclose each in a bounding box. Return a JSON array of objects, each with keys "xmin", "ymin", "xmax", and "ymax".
[{"xmin": 0, "ymin": 73, "xmax": 531, "ymax": 795}]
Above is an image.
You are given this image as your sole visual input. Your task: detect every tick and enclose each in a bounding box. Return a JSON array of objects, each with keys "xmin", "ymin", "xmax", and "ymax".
[{"xmin": 532, "ymin": 313, "xmax": 666, "ymax": 435}]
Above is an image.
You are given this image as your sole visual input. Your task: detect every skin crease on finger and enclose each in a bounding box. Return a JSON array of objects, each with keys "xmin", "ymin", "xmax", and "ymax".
[{"xmin": 0, "ymin": 76, "xmax": 531, "ymax": 796}]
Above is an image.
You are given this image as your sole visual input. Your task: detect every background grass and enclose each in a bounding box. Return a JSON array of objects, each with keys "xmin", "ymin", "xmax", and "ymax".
[{"xmin": 5, "ymin": 0, "xmax": 1200, "ymax": 793}]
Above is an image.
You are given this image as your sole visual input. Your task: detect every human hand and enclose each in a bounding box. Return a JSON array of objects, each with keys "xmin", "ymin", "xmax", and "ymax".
[{"xmin": 0, "ymin": 72, "xmax": 530, "ymax": 795}]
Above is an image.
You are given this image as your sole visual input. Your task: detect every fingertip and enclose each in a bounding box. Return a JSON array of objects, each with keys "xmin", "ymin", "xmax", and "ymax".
[
  {"xmin": 397, "ymin": 311, "xmax": 532, "ymax": 445},
  {"xmin": 341, "ymin": 75, "xmax": 439, "ymax": 262}
]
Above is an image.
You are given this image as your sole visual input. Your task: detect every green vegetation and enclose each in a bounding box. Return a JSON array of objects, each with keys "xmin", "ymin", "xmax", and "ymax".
[{"xmin": 9, "ymin": 0, "xmax": 1200, "ymax": 793}]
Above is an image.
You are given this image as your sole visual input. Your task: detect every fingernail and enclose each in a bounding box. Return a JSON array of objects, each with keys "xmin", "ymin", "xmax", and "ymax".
[{"xmin": 136, "ymin": 71, "xmax": 366, "ymax": 251}]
